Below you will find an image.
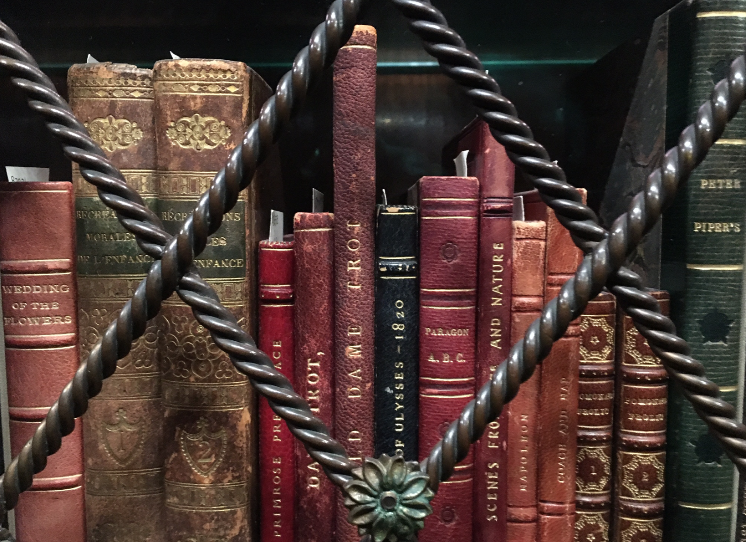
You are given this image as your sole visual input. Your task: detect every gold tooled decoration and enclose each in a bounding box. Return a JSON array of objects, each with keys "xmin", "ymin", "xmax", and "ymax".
[
  {"xmin": 179, "ymin": 418, "xmax": 228, "ymax": 477},
  {"xmin": 100, "ymin": 408, "xmax": 145, "ymax": 467},
  {"xmin": 574, "ymin": 512, "xmax": 609, "ymax": 542},
  {"xmin": 576, "ymin": 447, "xmax": 611, "ymax": 493},
  {"xmin": 579, "ymin": 315, "xmax": 614, "ymax": 361},
  {"xmin": 166, "ymin": 114, "xmax": 231, "ymax": 151},
  {"xmin": 69, "ymin": 75, "xmax": 153, "ymax": 101},
  {"xmin": 621, "ymin": 453, "xmax": 664, "ymax": 499},
  {"xmin": 85, "ymin": 115, "xmax": 143, "ymax": 152},
  {"xmin": 625, "ymin": 326, "xmax": 658, "ymax": 365},
  {"xmin": 621, "ymin": 520, "xmax": 662, "ymax": 542}
]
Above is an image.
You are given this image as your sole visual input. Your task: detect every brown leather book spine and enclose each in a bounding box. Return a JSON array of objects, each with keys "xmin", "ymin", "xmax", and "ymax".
[
  {"xmin": 506, "ymin": 220, "xmax": 546, "ymax": 542},
  {"xmin": 333, "ymin": 25, "xmax": 377, "ymax": 542},
  {"xmin": 418, "ymin": 175, "xmax": 480, "ymax": 542},
  {"xmin": 612, "ymin": 291, "xmax": 669, "ymax": 542},
  {"xmin": 0, "ymin": 182, "xmax": 86, "ymax": 542},
  {"xmin": 294, "ymin": 212, "xmax": 336, "ymax": 542},
  {"xmin": 154, "ymin": 59, "xmax": 272, "ymax": 542},
  {"xmin": 68, "ymin": 62, "xmax": 165, "ymax": 542},
  {"xmin": 575, "ymin": 291, "xmax": 616, "ymax": 542}
]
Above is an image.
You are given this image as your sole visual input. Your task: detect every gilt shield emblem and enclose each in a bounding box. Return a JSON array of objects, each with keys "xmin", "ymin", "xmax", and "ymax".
[
  {"xmin": 179, "ymin": 418, "xmax": 227, "ymax": 477},
  {"xmin": 101, "ymin": 408, "xmax": 144, "ymax": 467}
]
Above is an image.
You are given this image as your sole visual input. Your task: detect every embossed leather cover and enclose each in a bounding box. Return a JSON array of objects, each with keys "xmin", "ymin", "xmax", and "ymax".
[
  {"xmin": 613, "ymin": 291, "xmax": 668, "ymax": 542},
  {"xmin": 333, "ymin": 25, "xmax": 377, "ymax": 542},
  {"xmin": 507, "ymin": 220, "xmax": 546, "ymax": 542},
  {"xmin": 258, "ymin": 240, "xmax": 295, "ymax": 542},
  {"xmin": 374, "ymin": 205, "xmax": 419, "ymax": 460},
  {"xmin": 418, "ymin": 176, "xmax": 479, "ymax": 542},
  {"xmin": 68, "ymin": 62, "xmax": 165, "ymax": 542},
  {"xmin": 0, "ymin": 182, "xmax": 86, "ymax": 542},
  {"xmin": 293, "ymin": 212, "xmax": 336, "ymax": 542},
  {"xmin": 523, "ymin": 189, "xmax": 584, "ymax": 542},
  {"xmin": 575, "ymin": 291, "xmax": 616, "ymax": 542},
  {"xmin": 154, "ymin": 59, "xmax": 276, "ymax": 542},
  {"xmin": 445, "ymin": 117, "xmax": 515, "ymax": 542}
]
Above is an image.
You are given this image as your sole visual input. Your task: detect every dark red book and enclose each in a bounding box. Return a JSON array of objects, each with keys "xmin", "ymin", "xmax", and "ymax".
[
  {"xmin": 524, "ymin": 190, "xmax": 585, "ymax": 542},
  {"xmin": 418, "ymin": 175, "xmax": 479, "ymax": 542},
  {"xmin": 445, "ymin": 117, "xmax": 515, "ymax": 542},
  {"xmin": 258, "ymin": 239, "xmax": 296, "ymax": 542},
  {"xmin": 0, "ymin": 181, "xmax": 86, "ymax": 542},
  {"xmin": 293, "ymin": 212, "xmax": 336, "ymax": 542},
  {"xmin": 506, "ymin": 220, "xmax": 547, "ymax": 542},
  {"xmin": 332, "ymin": 24, "xmax": 377, "ymax": 542}
]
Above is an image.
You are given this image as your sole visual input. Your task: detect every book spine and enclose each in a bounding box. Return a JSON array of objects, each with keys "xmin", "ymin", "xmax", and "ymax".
[
  {"xmin": 418, "ymin": 175, "xmax": 479, "ymax": 542},
  {"xmin": 613, "ymin": 292, "xmax": 669, "ymax": 542},
  {"xmin": 258, "ymin": 240, "xmax": 295, "ymax": 542},
  {"xmin": 333, "ymin": 25, "xmax": 377, "ymax": 542},
  {"xmin": 666, "ymin": 3, "xmax": 746, "ymax": 542},
  {"xmin": 67, "ymin": 62, "xmax": 165, "ymax": 542},
  {"xmin": 0, "ymin": 182, "xmax": 86, "ymax": 542},
  {"xmin": 575, "ymin": 291, "xmax": 616, "ymax": 542},
  {"xmin": 507, "ymin": 220, "xmax": 546, "ymax": 542},
  {"xmin": 537, "ymin": 205, "xmax": 583, "ymax": 542},
  {"xmin": 374, "ymin": 205, "xmax": 419, "ymax": 460},
  {"xmin": 154, "ymin": 59, "xmax": 268, "ymax": 542},
  {"xmin": 294, "ymin": 212, "xmax": 336, "ymax": 542}
]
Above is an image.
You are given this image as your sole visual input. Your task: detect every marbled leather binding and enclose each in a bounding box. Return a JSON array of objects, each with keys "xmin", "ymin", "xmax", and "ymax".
[
  {"xmin": 506, "ymin": 220, "xmax": 546, "ymax": 542},
  {"xmin": 0, "ymin": 182, "xmax": 86, "ymax": 542},
  {"xmin": 293, "ymin": 212, "xmax": 336, "ymax": 542},
  {"xmin": 613, "ymin": 291, "xmax": 669, "ymax": 542},
  {"xmin": 68, "ymin": 62, "xmax": 165, "ymax": 542},
  {"xmin": 258, "ymin": 240, "xmax": 295, "ymax": 542},
  {"xmin": 418, "ymin": 175, "xmax": 479, "ymax": 542},
  {"xmin": 332, "ymin": 25, "xmax": 377, "ymax": 542},
  {"xmin": 374, "ymin": 204, "xmax": 419, "ymax": 460}
]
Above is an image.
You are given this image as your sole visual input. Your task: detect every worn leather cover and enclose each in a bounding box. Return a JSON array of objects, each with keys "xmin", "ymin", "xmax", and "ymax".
[
  {"xmin": 293, "ymin": 212, "xmax": 336, "ymax": 542},
  {"xmin": 68, "ymin": 62, "xmax": 166, "ymax": 542},
  {"xmin": 418, "ymin": 176, "xmax": 479, "ymax": 542},
  {"xmin": 333, "ymin": 25, "xmax": 377, "ymax": 542},
  {"xmin": 0, "ymin": 182, "xmax": 86, "ymax": 542},
  {"xmin": 523, "ymin": 189, "xmax": 584, "ymax": 542},
  {"xmin": 154, "ymin": 59, "xmax": 275, "ymax": 542},
  {"xmin": 258, "ymin": 240, "xmax": 295, "ymax": 542},
  {"xmin": 445, "ymin": 117, "xmax": 515, "ymax": 542},
  {"xmin": 506, "ymin": 220, "xmax": 546, "ymax": 542},
  {"xmin": 575, "ymin": 291, "xmax": 616, "ymax": 542},
  {"xmin": 374, "ymin": 205, "xmax": 419, "ymax": 460},
  {"xmin": 613, "ymin": 291, "xmax": 669, "ymax": 542}
]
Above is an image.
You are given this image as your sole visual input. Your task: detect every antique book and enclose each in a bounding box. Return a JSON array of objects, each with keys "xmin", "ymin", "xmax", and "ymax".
[
  {"xmin": 418, "ymin": 175, "xmax": 479, "ymax": 542},
  {"xmin": 294, "ymin": 212, "xmax": 336, "ymax": 542},
  {"xmin": 575, "ymin": 291, "xmax": 616, "ymax": 542},
  {"xmin": 661, "ymin": 3, "xmax": 746, "ymax": 541},
  {"xmin": 506, "ymin": 219, "xmax": 547, "ymax": 542},
  {"xmin": 258, "ymin": 238, "xmax": 295, "ymax": 542},
  {"xmin": 444, "ymin": 117, "xmax": 515, "ymax": 542},
  {"xmin": 374, "ymin": 204, "xmax": 419, "ymax": 460},
  {"xmin": 332, "ymin": 25, "xmax": 377, "ymax": 542},
  {"xmin": 68, "ymin": 62, "xmax": 165, "ymax": 542},
  {"xmin": 613, "ymin": 291, "xmax": 669, "ymax": 542},
  {"xmin": 154, "ymin": 58, "xmax": 277, "ymax": 542},
  {"xmin": 523, "ymin": 189, "xmax": 584, "ymax": 542},
  {"xmin": 0, "ymin": 182, "xmax": 86, "ymax": 542}
]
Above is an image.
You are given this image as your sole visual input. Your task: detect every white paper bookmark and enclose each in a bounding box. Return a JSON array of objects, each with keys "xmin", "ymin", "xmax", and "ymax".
[{"xmin": 5, "ymin": 166, "xmax": 49, "ymax": 183}]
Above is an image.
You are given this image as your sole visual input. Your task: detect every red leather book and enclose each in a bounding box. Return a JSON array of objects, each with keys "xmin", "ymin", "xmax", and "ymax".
[
  {"xmin": 575, "ymin": 291, "xmax": 616, "ymax": 542},
  {"xmin": 0, "ymin": 182, "xmax": 86, "ymax": 542},
  {"xmin": 523, "ymin": 189, "xmax": 585, "ymax": 542},
  {"xmin": 418, "ymin": 175, "xmax": 479, "ymax": 542},
  {"xmin": 333, "ymin": 25, "xmax": 377, "ymax": 542},
  {"xmin": 293, "ymin": 212, "xmax": 335, "ymax": 542},
  {"xmin": 258, "ymin": 239, "xmax": 295, "ymax": 542},
  {"xmin": 506, "ymin": 220, "xmax": 547, "ymax": 542},
  {"xmin": 445, "ymin": 118, "xmax": 515, "ymax": 542}
]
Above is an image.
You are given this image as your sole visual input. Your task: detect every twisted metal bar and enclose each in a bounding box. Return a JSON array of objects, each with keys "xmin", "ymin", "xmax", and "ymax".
[{"xmin": 390, "ymin": 0, "xmax": 746, "ymax": 487}]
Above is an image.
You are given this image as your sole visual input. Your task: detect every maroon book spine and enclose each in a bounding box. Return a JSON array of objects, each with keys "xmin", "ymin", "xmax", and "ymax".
[
  {"xmin": 258, "ymin": 239, "xmax": 296, "ymax": 542},
  {"xmin": 506, "ymin": 220, "xmax": 547, "ymax": 542},
  {"xmin": 333, "ymin": 24, "xmax": 377, "ymax": 542},
  {"xmin": 448, "ymin": 118, "xmax": 515, "ymax": 542},
  {"xmin": 575, "ymin": 292, "xmax": 616, "ymax": 542},
  {"xmin": 294, "ymin": 212, "xmax": 336, "ymax": 542},
  {"xmin": 0, "ymin": 182, "xmax": 86, "ymax": 542},
  {"xmin": 418, "ymin": 175, "xmax": 479, "ymax": 542}
]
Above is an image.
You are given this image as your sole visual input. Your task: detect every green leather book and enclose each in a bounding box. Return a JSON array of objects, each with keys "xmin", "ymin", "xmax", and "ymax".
[{"xmin": 664, "ymin": 3, "xmax": 746, "ymax": 542}]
